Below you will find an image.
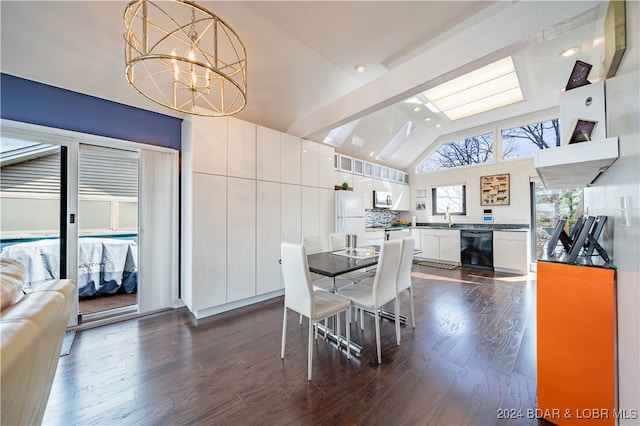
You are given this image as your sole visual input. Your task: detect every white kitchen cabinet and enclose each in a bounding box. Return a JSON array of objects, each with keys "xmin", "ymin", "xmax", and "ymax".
[
  {"xmin": 353, "ymin": 158, "xmax": 364, "ymax": 175},
  {"xmin": 439, "ymin": 231, "xmax": 461, "ymax": 263},
  {"xmin": 227, "ymin": 117, "xmax": 256, "ymax": 179},
  {"xmin": 493, "ymin": 231, "xmax": 530, "ymax": 274},
  {"xmin": 256, "ymin": 125, "xmax": 280, "ymax": 182},
  {"xmin": 420, "ymin": 234, "xmax": 440, "ymax": 260},
  {"xmin": 227, "ymin": 177, "xmax": 256, "ymax": 302},
  {"xmin": 301, "ymin": 140, "xmax": 333, "ymax": 188},
  {"xmin": 189, "ymin": 173, "xmax": 227, "ymax": 310},
  {"xmin": 411, "ymin": 229, "xmax": 421, "ymax": 251},
  {"xmin": 339, "ymin": 154, "xmax": 353, "ymax": 172},
  {"xmin": 355, "ymin": 174, "xmax": 374, "ymax": 209},
  {"xmin": 363, "ymin": 161, "xmax": 374, "ymax": 177},
  {"xmin": 187, "ymin": 115, "xmax": 227, "ymax": 176},
  {"xmin": 256, "ymin": 181, "xmax": 282, "ymax": 294},
  {"xmin": 281, "ymin": 183, "xmax": 301, "ymax": 244},
  {"xmin": 281, "ymin": 183, "xmax": 301, "ymax": 288},
  {"xmin": 373, "ymin": 177, "xmax": 391, "ymax": 193},
  {"xmin": 301, "ymin": 186, "xmax": 333, "ymax": 247},
  {"xmin": 365, "ymin": 230, "xmax": 385, "ymax": 247},
  {"xmin": 419, "ymin": 229, "xmax": 460, "ymax": 262},
  {"xmin": 337, "ymin": 170, "xmax": 354, "ymax": 189},
  {"xmin": 391, "ymin": 182, "xmax": 410, "ymax": 211},
  {"xmin": 318, "ymin": 188, "xmax": 334, "ymax": 239},
  {"xmin": 280, "ymin": 133, "xmax": 301, "ymax": 185}
]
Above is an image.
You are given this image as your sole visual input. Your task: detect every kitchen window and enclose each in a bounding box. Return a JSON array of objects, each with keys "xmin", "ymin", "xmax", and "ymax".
[
  {"xmin": 416, "ymin": 132, "xmax": 493, "ymax": 173},
  {"xmin": 501, "ymin": 118, "xmax": 560, "ymax": 160},
  {"xmin": 432, "ymin": 184, "xmax": 466, "ymax": 215}
]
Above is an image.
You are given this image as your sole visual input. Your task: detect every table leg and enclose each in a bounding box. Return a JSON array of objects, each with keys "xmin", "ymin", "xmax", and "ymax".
[{"xmin": 315, "ymin": 316, "xmax": 362, "ymax": 356}]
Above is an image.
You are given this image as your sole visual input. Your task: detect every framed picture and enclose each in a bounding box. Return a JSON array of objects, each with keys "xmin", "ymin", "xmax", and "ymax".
[
  {"xmin": 565, "ymin": 60, "xmax": 592, "ymax": 91},
  {"xmin": 415, "ymin": 189, "xmax": 426, "ymax": 198},
  {"xmin": 481, "ymin": 174, "xmax": 510, "ymax": 206},
  {"xmin": 416, "ymin": 201, "xmax": 426, "ymax": 210},
  {"xmin": 568, "ymin": 119, "xmax": 598, "ymax": 144}
]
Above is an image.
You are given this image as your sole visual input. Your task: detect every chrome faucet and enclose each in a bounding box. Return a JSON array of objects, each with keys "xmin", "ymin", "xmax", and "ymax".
[{"xmin": 445, "ymin": 207, "xmax": 453, "ymax": 227}]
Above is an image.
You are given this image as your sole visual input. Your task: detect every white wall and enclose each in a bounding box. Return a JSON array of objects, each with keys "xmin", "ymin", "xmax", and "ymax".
[
  {"xmin": 409, "ymin": 157, "xmax": 536, "ymax": 226},
  {"xmin": 583, "ymin": 2, "xmax": 640, "ymax": 418}
]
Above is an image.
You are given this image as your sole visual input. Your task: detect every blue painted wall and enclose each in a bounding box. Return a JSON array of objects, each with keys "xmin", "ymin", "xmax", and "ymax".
[{"xmin": 1, "ymin": 73, "xmax": 182, "ymax": 150}]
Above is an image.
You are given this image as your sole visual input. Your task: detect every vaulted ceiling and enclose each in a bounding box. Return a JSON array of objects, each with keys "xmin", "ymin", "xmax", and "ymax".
[{"xmin": 1, "ymin": 1, "xmax": 616, "ymax": 170}]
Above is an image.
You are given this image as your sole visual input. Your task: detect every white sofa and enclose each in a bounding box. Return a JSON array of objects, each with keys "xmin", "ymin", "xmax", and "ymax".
[{"xmin": 1, "ymin": 258, "xmax": 76, "ymax": 426}]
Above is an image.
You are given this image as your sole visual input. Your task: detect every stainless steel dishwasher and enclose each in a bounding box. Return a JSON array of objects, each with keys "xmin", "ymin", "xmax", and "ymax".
[{"xmin": 460, "ymin": 230, "xmax": 493, "ymax": 271}]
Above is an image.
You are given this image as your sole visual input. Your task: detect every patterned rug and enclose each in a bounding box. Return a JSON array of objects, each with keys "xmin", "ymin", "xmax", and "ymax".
[{"xmin": 416, "ymin": 261, "xmax": 459, "ymax": 270}]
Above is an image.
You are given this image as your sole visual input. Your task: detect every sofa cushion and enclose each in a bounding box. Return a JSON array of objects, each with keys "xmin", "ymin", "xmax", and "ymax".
[{"xmin": 1, "ymin": 258, "xmax": 26, "ymax": 311}]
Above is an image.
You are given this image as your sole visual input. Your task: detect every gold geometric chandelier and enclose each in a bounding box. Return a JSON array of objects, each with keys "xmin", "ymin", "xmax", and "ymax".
[{"xmin": 124, "ymin": 0, "xmax": 247, "ymax": 117}]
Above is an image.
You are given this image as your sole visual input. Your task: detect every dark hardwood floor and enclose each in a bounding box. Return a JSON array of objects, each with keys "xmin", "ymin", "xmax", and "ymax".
[{"xmin": 45, "ymin": 264, "xmax": 546, "ymax": 425}]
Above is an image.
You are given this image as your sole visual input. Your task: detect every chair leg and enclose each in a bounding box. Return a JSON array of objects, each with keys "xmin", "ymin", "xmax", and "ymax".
[
  {"xmin": 299, "ymin": 313, "xmax": 303, "ymax": 325},
  {"xmin": 308, "ymin": 320, "xmax": 314, "ymax": 381},
  {"xmin": 409, "ymin": 287, "xmax": 416, "ymax": 328},
  {"xmin": 281, "ymin": 307, "xmax": 287, "ymax": 358},
  {"xmin": 374, "ymin": 309, "xmax": 382, "ymax": 364},
  {"xmin": 360, "ymin": 308, "xmax": 364, "ymax": 330},
  {"xmin": 394, "ymin": 298, "xmax": 401, "ymax": 345},
  {"xmin": 346, "ymin": 308, "xmax": 351, "ymax": 360}
]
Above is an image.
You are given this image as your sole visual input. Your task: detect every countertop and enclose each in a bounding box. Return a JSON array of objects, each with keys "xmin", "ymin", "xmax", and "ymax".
[
  {"xmin": 413, "ymin": 223, "xmax": 530, "ymax": 232},
  {"xmin": 366, "ymin": 224, "xmax": 530, "ymax": 232}
]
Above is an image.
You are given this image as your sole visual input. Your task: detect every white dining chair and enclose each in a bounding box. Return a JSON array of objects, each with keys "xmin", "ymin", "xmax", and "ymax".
[
  {"xmin": 338, "ymin": 239, "xmax": 402, "ymax": 364},
  {"xmin": 303, "ymin": 235, "xmax": 334, "ymax": 291},
  {"xmin": 280, "ymin": 242, "xmax": 351, "ymax": 380},
  {"xmin": 397, "ymin": 236, "xmax": 416, "ymax": 333}
]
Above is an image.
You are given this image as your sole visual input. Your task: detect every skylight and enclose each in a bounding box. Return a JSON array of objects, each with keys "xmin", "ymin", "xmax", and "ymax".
[
  {"xmin": 323, "ymin": 119, "xmax": 361, "ymax": 147},
  {"xmin": 422, "ymin": 57, "xmax": 523, "ymax": 121},
  {"xmin": 376, "ymin": 121, "xmax": 418, "ymax": 162}
]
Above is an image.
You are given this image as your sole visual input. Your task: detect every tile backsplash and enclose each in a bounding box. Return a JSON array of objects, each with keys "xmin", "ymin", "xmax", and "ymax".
[{"xmin": 365, "ymin": 209, "xmax": 400, "ymax": 228}]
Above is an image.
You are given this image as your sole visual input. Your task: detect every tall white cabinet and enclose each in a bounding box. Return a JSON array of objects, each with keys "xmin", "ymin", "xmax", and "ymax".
[{"xmin": 182, "ymin": 115, "xmax": 334, "ymax": 318}]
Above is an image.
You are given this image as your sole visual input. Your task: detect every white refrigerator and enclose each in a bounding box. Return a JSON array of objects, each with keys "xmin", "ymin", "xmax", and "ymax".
[{"xmin": 335, "ymin": 191, "xmax": 366, "ymax": 247}]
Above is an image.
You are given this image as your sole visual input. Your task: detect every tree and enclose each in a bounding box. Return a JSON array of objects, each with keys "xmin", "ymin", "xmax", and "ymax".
[{"xmin": 501, "ymin": 119, "xmax": 560, "ymax": 159}]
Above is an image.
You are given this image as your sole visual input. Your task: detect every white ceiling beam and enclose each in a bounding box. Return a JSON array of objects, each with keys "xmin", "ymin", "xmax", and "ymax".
[{"xmin": 287, "ymin": 1, "xmax": 604, "ymax": 140}]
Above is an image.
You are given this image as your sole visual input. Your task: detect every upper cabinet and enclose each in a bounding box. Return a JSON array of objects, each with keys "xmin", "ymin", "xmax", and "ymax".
[
  {"xmin": 534, "ymin": 81, "xmax": 618, "ymax": 189},
  {"xmin": 353, "ymin": 158, "xmax": 364, "ymax": 175},
  {"xmin": 301, "ymin": 139, "xmax": 334, "ymax": 188},
  {"xmin": 228, "ymin": 118, "xmax": 256, "ymax": 179},
  {"xmin": 186, "ymin": 115, "xmax": 228, "ymax": 176},
  {"xmin": 256, "ymin": 125, "xmax": 280, "ymax": 182},
  {"xmin": 280, "ymin": 133, "xmax": 301, "ymax": 185},
  {"xmin": 338, "ymin": 154, "xmax": 353, "ymax": 173}
]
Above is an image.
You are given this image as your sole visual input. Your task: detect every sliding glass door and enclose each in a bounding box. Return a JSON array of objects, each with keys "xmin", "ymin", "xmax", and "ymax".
[
  {"xmin": 0, "ymin": 139, "xmax": 66, "ymax": 289},
  {"xmin": 77, "ymin": 145, "xmax": 139, "ymax": 319},
  {"xmin": 0, "ymin": 136, "xmax": 142, "ymax": 324},
  {"xmin": 1, "ymin": 121, "xmax": 178, "ymax": 326}
]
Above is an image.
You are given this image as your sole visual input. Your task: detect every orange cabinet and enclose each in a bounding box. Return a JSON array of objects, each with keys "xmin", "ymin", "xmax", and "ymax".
[{"xmin": 537, "ymin": 261, "xmax": 616, "ymax": 425}]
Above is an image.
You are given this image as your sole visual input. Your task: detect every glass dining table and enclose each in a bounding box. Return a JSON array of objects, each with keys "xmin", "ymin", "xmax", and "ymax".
[{"xmin": 307, "ymin": 247, "xmax": 379, "ymax": 292}]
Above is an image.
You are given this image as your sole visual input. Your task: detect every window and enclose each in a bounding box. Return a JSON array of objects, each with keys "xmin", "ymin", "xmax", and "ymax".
[
  {"xmin": 432, "ymin": 184, "xmax": 466, "ymax": 215},
  {"xmin": 416, "ymin": 132, "xmax": 493, "ymax": 173},
  {"xmin": 501, "ymin": 118, "xmax": 560, "ymax": 159}
]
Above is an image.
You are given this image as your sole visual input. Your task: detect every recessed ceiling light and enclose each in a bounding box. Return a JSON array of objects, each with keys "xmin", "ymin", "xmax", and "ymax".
[
  {"xmin": 413, "ymin": 106, "xmax": 421, "ymax": 112},
  {"xmin": 369, "ymin": 151, "xmax": 375, "ymax": 157},
  {"xmin": 560, "ymin": 47, "xmax": 579, "ymax": 57},
  {"xmin": 435, "ymin": 124, "xmax": 442, "ymax": 128},
  {"xmin": 424, "ymin": 117, "xmax": 432, "ymax": 122},
  {"xmin": 422, "ymin": 57, "xmax": 523, "ymax": 121},
  {"xmin": 355, "ymin": 64, "xmax": 366, "ymax": 73}
]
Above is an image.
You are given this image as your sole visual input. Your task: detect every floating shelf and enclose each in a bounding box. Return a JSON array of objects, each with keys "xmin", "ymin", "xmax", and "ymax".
[{"xmin": 534, "ymin": 137, "xmax": 619, "ymax": 189}]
